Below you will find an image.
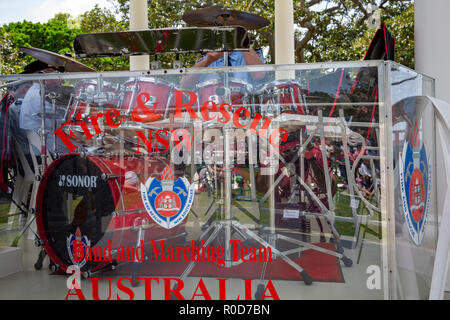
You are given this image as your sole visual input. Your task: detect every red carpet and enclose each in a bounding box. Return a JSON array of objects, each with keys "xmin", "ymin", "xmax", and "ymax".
[{"xmin": 113, "ymin": 242, "xmax": 344, "ymax": 283}]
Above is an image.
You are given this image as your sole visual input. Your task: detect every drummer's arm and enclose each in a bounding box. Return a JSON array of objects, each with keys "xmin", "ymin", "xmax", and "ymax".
[
  {"xmin": 179, "ymin": 52, "xmax": 223, "ymax": 90},
  {"xmin": 242, "ymin": 49, "xmax": 266, "ymax": 81}
]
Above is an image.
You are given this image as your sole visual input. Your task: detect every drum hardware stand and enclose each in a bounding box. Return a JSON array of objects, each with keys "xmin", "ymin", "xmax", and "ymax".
[
  {"xmin": 39, "ymin": 81, "xmax": 49, "ymax": 171},
  {"xmin": 151, "ymin": 55, "xmax": 162, "ymax": 70},
  {"xmin": 163, "ymin": 88, "xmax": 175, "ymax": 119},
  {"xmin": 288, "ymin": 86, "xmax": 304, "ymax": 113},
  {"xmin": 19, "ymin": 82, "xmax": 51, "ymax": 262},
  {"xmin": 46, "ymin": 92, "xmax": 59, "ymax": 154},
  {"xmin": 339, "ymin": 108, "xmax": 360, "ymax": 247},
  {"xmin": 64, "ymin": 93, "xmax": 75, "ymax": 122},
  {"xmin": 125, "ymin": 78, "xmax": 139, "ymax": 118},
  {"xmin": 258, "ymin": 115, "xmax": 353, "ymax": 246},
  {"xmin": 249, "ymin": 142, "xmax": 353, "ymax": 300},
  {"xmin": 170, "ymin": 61, "xmax": 315, "ymax": 299},
  {"xmin": 67, "ymin": 81, "xmax": 97, "ymax": 123},
  {"xmin": 119, "ymin": 129, "xmax": 126, "ymax": 169},
  {"xmin": 173, "ymin": 54, "xmax": 183, "ymax": 69},
  {"xmin": 27, "ymin": 83, "xmax": 65, "ymax": 269},
  {"xmin": 231, "ymin": 130, "xmax": 258, "ymax": 204},
  {"xmin": 115, "ymin": 86, "xmax": 126, "ymax": 116},
  {"xmin": 211, "ymin": 163, "xmax": 218, "ymax": 198},
  {"xmin": 318, "ymin": 110, "xmax": 335, "ymax": 213},
  {"xmin": 64, "ymin": 81, "xmax": 89, "ymax": 123},
  {"xmin": 299, "ymin": 91, "xmax": 309, "ymax": 114},
  {"xmin": 337, "ymin": 108, "xmax": 381, "ymax": 248},
  {"xmin": 0, "ymin": 191, "xmax": 29, "ymax": 219}
]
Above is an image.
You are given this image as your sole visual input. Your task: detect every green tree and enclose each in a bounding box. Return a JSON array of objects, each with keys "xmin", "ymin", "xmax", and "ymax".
[
  {"xmin": 76, "ymin": 5, "xmax": 129, "ymax": 71},
  {"xmin": 79, "ymin": 5, "xmax": 124, "ymax": 33},
  {"xmin": 0, "ymin": 0, "xmax": 415, "ymax": 74},
  {"xmin": 110, "ymin": 0, "xmax": 414, "ymax": 66},
  {"xmin": 0, "ymin": 31, "xmax": 26, "ymax": 74},
  {"xmin": 0, "ymin": 13, "xmax": 80, "ymax": 73},
  {"xmin": 306, "ymin": 0, "xmax": 414, "ymax": 68},
  {"xmin": 0, "ymin": 6, "xmax": 130, "ymax": 73},
  {"xmin": 3, "ymin": 14, "xmax": 80, "ymax": 58}
]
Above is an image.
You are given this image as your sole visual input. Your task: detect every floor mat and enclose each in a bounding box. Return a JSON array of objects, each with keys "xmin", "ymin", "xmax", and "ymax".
[{"xmin": 112, "ymin": 242, "xmax": 345, "ymax": 283}]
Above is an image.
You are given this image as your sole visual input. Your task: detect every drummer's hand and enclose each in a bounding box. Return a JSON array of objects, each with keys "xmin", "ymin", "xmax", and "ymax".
[{"xmin": 205, "ymin": 52, "xmax": 224, "ymax": 64}]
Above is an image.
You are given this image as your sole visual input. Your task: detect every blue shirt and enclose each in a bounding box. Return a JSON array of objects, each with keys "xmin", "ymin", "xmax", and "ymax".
[
  {"xmin": 198, "ymin": 50, "xmax": 265, "ymax": 85},
  {"xmin": 20, "ymin": 83, "xmax": 51, "ymax": 132},
  {"xmin": 20, "ymin": 83, "xmax": 68, "ymax": 153}
]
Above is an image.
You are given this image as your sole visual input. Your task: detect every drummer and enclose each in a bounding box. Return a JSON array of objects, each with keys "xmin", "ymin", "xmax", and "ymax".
[
  {"xmin": 19, "ymin": 60, "xmax": 71, "ymax": 154},
  {"xmin": 7, "ymin": 61, "xmax": 42, "ymax": 167},
  {"xmin": 180, "ymin": 48, "xmax": 266, "ymax": 90}
]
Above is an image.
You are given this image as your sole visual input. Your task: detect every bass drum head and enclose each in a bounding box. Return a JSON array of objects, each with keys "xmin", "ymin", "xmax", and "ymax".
[{"xmin": 36, "ymin": 154, "xmax": 123, "ymax": 272}]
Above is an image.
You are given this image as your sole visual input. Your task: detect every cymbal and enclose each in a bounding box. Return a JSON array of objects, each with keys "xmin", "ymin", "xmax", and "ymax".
[
  {"xmin": 182, "ymin": 5, "xmax": 269, "ymax": 30},
  {"xmin": 19, "ymin": 46, "xmax": 96, "ymax": 73}
]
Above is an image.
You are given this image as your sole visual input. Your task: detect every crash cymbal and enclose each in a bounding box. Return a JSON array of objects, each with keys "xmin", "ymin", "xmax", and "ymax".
[
  {"xmin": 19, "ymin": 46, "xmax": 96, "ymax": 73},
  {"xmin": 182, "ymin": 5, "xmax": 269, "ymax": 30}
]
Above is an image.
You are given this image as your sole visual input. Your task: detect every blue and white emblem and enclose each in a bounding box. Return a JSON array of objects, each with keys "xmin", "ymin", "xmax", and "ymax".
[
  {"xmin": 399, "ymin": 120, "xmax": 432, "ymax": 246},
  {"xmin": 67, "ymin": 227, "xmax": 90, "ymax": 267},
  {"xmin": 141, "ymin": 165, "xmax": 195, "ymax": 229}
]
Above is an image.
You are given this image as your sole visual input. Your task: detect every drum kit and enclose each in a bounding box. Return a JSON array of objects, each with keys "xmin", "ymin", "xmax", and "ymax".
[{"xmin": 12, "ymin": 4, "xmax": 356, "ymax": 295}]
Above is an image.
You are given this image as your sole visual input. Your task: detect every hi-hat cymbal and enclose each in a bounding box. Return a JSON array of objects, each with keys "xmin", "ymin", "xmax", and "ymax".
[
  {"xmin": 182, "ymin": 5, "xmax": 269, "ymax": 30},
  {"xmin": 19, "ymin": 46, "xmax": 96, "ymax": 73}
]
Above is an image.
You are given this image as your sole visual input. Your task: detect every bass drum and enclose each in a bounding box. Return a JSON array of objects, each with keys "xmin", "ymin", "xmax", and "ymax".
[{"xmin": 35, "ymin": 153, "xmax": 183, "ymax": 273}]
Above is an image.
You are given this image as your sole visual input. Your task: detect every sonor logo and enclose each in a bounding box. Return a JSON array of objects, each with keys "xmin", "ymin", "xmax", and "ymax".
[{"xmin": 59, "ymin": 175, "xmax": 98, "ymax": 188}]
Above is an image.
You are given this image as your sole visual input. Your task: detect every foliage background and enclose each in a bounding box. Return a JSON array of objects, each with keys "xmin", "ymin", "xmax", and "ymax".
[{"xmin": 0, "ymin": 0, "xmax": 414, "ymax": 74}]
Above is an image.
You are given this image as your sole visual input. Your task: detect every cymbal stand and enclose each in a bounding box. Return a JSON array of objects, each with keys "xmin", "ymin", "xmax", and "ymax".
[
  {"xmin": 171, "ymin": 63, "xmax": 314, "ymax": 299},
  {"xmin": 39, "ymin": 81, "xmax": 48, "ymax": 171},
  {"xmin": 252, "ymin": 113, "xmax": 354, "ymax": 298},
  {"xmin": 24, "ymin": 81, "xmax": 49, "ymax": 266}
]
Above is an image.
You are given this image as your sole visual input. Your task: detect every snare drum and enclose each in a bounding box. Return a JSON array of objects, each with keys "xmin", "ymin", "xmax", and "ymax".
[
  {"xmin": 35, "ymin": 153, "xmax": 185, "ymax": 273},
  {"xmin": 120, "ymin": 77, "xmax": 177, "ymax": 121},
  {"xmin": 196, "ymin": 78, "xmax": 253, "ymax": 112},
  {"xmin": 66, "ymin": 79, "xmax": 118, "ymax": 124},
  {"xmin": 254, "ymin": 80, "xmax": 306, "ymax": 116}
]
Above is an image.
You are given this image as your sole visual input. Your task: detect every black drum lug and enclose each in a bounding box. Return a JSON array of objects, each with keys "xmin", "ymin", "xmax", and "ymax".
[
  {"xmin": 101, "ymin": 173, "xmax": 121, "ymax": 181},
  {"xmin": 34, "ymin": 238, "xmax": 44, "ymax": 247},
  {"xmin": 52, "ymin": 152, "xmax": 61, "ymax": 160}
]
